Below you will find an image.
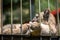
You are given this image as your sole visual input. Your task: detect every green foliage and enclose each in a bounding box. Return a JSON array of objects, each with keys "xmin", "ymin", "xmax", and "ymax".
[{"xmin": 35, "ymin": 0, "xmax": 60, "ymax": 12}]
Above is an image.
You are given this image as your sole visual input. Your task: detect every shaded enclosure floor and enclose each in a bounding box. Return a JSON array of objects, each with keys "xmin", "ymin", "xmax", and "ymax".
[{"xmin": 0, "ymin": 35, "xmax": 59, "ymax": 40}]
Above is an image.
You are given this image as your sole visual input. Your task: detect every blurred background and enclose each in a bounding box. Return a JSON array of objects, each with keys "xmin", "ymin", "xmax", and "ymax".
[{"xmin": 3, "ymin": 0, "xmax": 60, "ymax": 25}]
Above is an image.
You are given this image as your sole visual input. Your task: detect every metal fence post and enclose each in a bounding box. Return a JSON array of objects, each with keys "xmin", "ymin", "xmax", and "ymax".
[
  {"xmin": 11, "ymin": 0, "xmax": 13, "ymax": 40},
  {"xmin": 56, "ymin": 0, "xmax": 59, "ymax": 36},
  {"xmin": 20, "ymin": 0, "xmax": 23, "ymax": 40},
  {"xmin": 0, "ymin": 0, "xmax": 3, "ymax": 40}
]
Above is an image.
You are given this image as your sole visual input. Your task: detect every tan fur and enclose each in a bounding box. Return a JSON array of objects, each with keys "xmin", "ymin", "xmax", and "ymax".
[
  {"xmin": 30, "ymin": 12, "xmax": 57, "ymax": 36},
  {"xmin": 3, "ymin": 23, "xmax": 29, "ymax": 34},
  {"xmin": 48, "ymin": 13, "xmax": 57, "ymax": 34}
]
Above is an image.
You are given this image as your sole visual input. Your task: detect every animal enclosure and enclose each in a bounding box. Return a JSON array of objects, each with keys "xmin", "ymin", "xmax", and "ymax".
[{"xmin": 0, "ymin": 0, "xmax": 60, "ymax": 40}]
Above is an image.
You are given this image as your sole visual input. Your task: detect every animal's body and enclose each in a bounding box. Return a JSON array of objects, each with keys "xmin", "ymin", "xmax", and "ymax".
[
  {"xmin": 3, "ymin": 23, "xmax": 30, "ymax": 34},
  {"xmin": 31, "ymin": 9, "xmax": 57, "ymax": 36},
  {"xmin": 1, "ymin": 9, "xmax": 57, "ymax": 36}
]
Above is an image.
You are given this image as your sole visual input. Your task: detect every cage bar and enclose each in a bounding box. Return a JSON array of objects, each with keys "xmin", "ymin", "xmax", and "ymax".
[
  {"xmin": 48, "ymin": 0, "xmax": 50, "ymax": 9},
  {"xmin": 39, "ymin": 0, "xmax": 41, "ymax": 35},
  {"xmin": 11, "ymin": 0, "xmax": 13, "ymax": 35},
  {"xmin": 20, "ymin": 0, "xmax": 23, "ymax": 40},
  {"xmin": 39, "ymin": 0, "xmax": 41, "ymax": 26},
  {"xmin": 30, "ymin": 0, "xmax": 32, "ymax": 21},
  {"xmin": 56, "ymin": 0, "xmax": 60, "ymax": 36},
  {"xmin": 11, "ymin": 0, "xmax": 13, "ymax": 40},
  {"xmin": 1, "ymin": 0, "xmax": 3, "ymax": 40},
  {"xmin": 39, "ymin": 0, "xmax": 43, "ymax": 40},
  {"xmin": 20, "ymin": 0, "xmax": 23, "ymax": 35},
  {"xmin": 28, "ymin": 0, "xmax": 32, "ymax": 36},
  {"xmin": 47, "ymin": 0, "xmax": 51, "ymax": 36}
]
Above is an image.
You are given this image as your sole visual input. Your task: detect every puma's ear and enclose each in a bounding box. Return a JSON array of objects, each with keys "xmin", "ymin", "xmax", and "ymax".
[{"xmin": 44, "ymin": 9, "xmax": 50, "ymax": 14}]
